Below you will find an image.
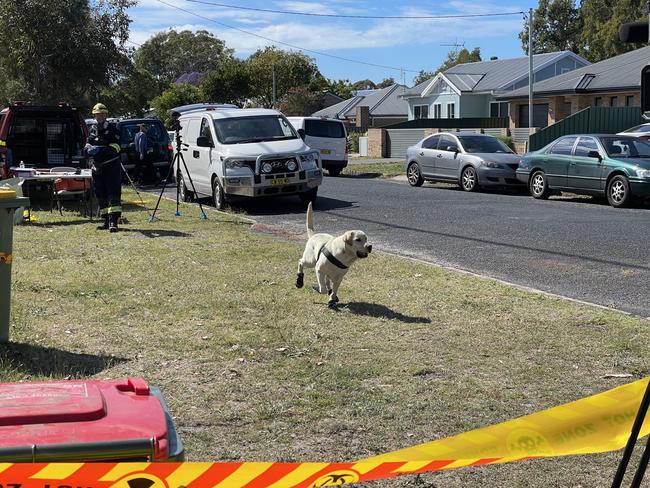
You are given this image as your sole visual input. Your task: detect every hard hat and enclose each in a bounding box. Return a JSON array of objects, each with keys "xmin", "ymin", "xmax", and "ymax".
[{"xmin": 92, "ymin": 103, "xmax": 108, "ymax": 114}]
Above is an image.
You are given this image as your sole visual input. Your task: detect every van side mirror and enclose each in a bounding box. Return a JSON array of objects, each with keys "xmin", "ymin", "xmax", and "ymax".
[
  {"xmin": 587, "ymin": 150, "xmax": 602, "ymax": 161},
  {"xmin": 297, "ymin": 128, "xmax": 306, "ymax": 140},
  {"xmin": 197, "ymin": 136, "xmax": 213, "ymax": 148}
]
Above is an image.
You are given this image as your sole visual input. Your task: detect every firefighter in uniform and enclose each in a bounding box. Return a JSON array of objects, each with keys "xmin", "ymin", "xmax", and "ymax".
[{"xmin": 86, "ymin": 103, "xmax": 122, "ymax": 232}]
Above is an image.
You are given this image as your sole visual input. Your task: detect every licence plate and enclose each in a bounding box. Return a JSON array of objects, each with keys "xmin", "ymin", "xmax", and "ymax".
[
  {"xmin": 320, "ymin": 149, "xmax": 331, "ymax": 155},
  {"xmin": 271, "ymin": 177, "xmax": 290, "ymax": 186}
]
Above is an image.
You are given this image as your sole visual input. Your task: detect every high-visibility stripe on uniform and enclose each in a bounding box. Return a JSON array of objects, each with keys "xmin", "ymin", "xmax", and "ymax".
[
  {"xmin": 109, "ymin": 143, "xmax": 120, "ymax": 153},
  {"xmin": 99, "ymin": 208, "xmax": 108, "ymax": 216},
  {"xmin": 106, "ymin": 206, "xmax": 122, "ymax": 214}
]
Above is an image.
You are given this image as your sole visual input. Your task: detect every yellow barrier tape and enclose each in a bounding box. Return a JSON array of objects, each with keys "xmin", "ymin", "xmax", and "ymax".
[{"xmin": 0, "ymin": 378, "xmax": 647, "ymax": 488}]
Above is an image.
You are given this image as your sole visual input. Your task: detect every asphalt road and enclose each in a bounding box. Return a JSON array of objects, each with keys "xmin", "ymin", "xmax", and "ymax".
[{"xmin": 154, "ymin": 176, "xmax": 650, "ymax": 318}]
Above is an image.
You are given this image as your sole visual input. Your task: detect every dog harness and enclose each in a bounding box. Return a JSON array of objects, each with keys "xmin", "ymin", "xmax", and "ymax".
[{"xmin": 317, "ymin": 244, "xmax": 348, "ymax": 270}]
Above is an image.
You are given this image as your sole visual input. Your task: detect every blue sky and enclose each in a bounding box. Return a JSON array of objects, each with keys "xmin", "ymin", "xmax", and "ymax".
[{"xmin": 128, "ymin": 0, "xmax": 541, "ymax": 86}]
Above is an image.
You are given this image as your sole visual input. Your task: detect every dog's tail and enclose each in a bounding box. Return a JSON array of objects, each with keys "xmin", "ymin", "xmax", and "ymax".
[{"xmin": 306, "ymin": 201, "xmax": 315, "ymax": 238}]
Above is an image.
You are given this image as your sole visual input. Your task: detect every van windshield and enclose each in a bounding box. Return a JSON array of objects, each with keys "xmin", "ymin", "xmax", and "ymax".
[
  {"xmin": 304, "ymin": 119, "xmax": 345, "ymax": 138},
  {"xmin": 213, "ymin": 115, "xmax": 298, "ymax": 144}
]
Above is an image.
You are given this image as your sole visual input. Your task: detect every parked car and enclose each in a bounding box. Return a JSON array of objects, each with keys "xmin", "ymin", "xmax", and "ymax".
[
  {"xmin": 287, "ymin": 117, "xmax": 348, "ymax": 176},
  {"xmin": 117, "ymin": 118, "xmax": 173, "ymax": 181},
  {"xmin": 0, "ymin": 102, "xmax": 88, "ymax": 180},
  {"xmin": 405, "ymin": 132, "xmax": 522, "ymax": 191},
  {"xmin": 175, "ymin": 105, "xmax": 322, "ymax": 209},
  {"xmin": 617, "ymin": 123, "xmax": 650, "ymax": 141},
  {"xmin": 516, "ymin": 134, "xmax": 650, "ymax": 208}
]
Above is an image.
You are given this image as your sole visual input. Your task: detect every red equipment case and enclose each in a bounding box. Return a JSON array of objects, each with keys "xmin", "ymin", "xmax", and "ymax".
[{"xmin": 0, "ymin": 377, "xmax": 183, "ymax": 462}]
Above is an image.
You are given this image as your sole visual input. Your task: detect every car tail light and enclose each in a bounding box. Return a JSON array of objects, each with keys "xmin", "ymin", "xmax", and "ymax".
[
  {"xmin": 640, "ymin": 135, "xmax": 650, "ymax": 141},
  {"xmin": 167, "ymin": 143, "xmax": 173, "ymax": 152}
]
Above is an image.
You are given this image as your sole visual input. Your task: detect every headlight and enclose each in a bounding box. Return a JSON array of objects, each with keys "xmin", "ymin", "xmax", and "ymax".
[
  {"xmin": 287, "ymin": 159, "xmax": 297, "ymax": 171},
  {"xmin": 300, "ymin": 153, "xmax": 318, "ymax": 169},
  {"xmin": 482, "ymin": 161, "xmax": 501, "ymax": 168},
  {"xmin": 261, "ymin": 162, "xmax": 273, "ymax": 173},
  {"xmin": 636, "ymin": 168, "xmax": 650, "ymax": 178},
  {"xmin": 225, "ymin": 160, "xmax": 249, "ymax": 169}
]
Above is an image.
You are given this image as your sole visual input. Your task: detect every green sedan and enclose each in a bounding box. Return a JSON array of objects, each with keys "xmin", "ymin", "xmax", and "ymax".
[{"xmin": 516, "ymin": 134, "xmax": 650, "ymax": 208}]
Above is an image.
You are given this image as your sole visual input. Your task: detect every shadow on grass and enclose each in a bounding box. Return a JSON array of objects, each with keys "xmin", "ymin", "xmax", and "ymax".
[
  {"xmin": 29, "ymin": 219, "xmax": 92, "ymax": 227},
  {"xmin": 0, "ymin": 342, "xmax": 128, "ymax": 377},
  {"xmin": 120, "ymin": 228, "xmax": 192, "ymax": 238},
  {"xmin": 343, "ymin": 302, "xmax": 431, "ymax": 324}
]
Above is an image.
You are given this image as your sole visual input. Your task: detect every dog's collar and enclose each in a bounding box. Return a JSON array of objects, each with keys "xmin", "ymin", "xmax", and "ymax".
[{"xmin": 318, "ymin": 245, "xmax": 348, "ymax": 270}]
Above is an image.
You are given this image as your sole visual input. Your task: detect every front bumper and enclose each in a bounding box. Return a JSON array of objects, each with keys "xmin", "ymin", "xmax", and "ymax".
[
  {"xmin": 476, "ymin": 166, "xmax": 523, "ymax": 186},
  {"xmin": 629, "ymin": 178, "xmax": 650, "ymax": 197},
  {"xmin": 224, "ymin": 169, "xmax": 322, "ymax": 197}
]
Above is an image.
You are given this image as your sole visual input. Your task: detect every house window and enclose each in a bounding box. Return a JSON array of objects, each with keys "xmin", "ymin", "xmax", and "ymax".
[
  {"xmin": 610, "ymin": 96, "xmax": 619, "ymax": 107},
  {"xmin": 433, "ymin": 104, "xmax": 441, "ymax": 118},
  {"xmin": 560, "ymin": 67, "xmax": 571, "ymax": 74},
  {"xmin": 413, "ymin": 105, "xmax": 429, "ymax": 119},
  {"xmin": 563, "ymin": 101, "xmax": 572, "ymax": 118},
  {"xmin": 447, "ymin": 103, "xmax": 455, "ymax": 118},
  {"xmin": 594, "ymin": 97, "xmax": 603, "ymax": 107},
  {"xmin": 490, "ymin": 102, "xmax": 508, "ymax": 118},
  {"xmin": 626, "ymin": 95, "xmax": 636, "ymax": 107}
]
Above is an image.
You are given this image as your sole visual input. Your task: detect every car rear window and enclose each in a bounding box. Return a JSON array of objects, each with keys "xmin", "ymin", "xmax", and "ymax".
[
  {"xmin": 304, "ymin": 119, "xmax": 345, "ymax": 138},
  {"xmin": 120, "ymin": 122, "xmax": 168, "ymax": 144}
]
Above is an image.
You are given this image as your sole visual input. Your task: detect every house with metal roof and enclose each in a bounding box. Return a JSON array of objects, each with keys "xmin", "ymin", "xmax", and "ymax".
[
  {"xmin": 497, "ymin": 45, "xmax": 649, "ymax": 128},
  {"xmin": 311, "ymin": 84, "xmax": 409, "ymax": 128},
  {"xmin": 401, "ymin": 51, "xmax": 589, "ymax": 125}
]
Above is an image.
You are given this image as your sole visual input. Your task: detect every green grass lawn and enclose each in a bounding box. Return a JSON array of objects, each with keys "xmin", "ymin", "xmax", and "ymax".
[
  {"xmin": 3, "ymin": 190, "xmax": 649, "ymax": 486},
  {"xmin": 342, "ymin": 163, "xmax": 404, "ymax": 179}
]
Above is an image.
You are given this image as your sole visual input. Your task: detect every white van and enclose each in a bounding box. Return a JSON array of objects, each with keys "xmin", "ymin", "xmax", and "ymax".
[
  {"xmin": 176, "ymin": 106, "xmax": 322, "ymax": 209},
  {"xmin": 287, "ymin": 117, "xmax": 348, "ymax": 176}
]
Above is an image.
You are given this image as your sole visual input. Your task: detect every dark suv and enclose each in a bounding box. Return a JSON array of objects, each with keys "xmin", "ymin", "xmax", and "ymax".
[
  {"xmin": 0, "ymin": 102, "xmax": 88, "ymax": 179},
  {"xmin": 117, "ymin": 118, "xmax": 173, "ymax": 182}
]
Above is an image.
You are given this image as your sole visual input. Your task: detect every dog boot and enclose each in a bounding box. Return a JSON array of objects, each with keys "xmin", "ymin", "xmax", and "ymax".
[
  {"xmin": 296, "ymin": 272, "xmax": 304, "ymax": 288},
  {"xmin": 96, "ymin": 215, "xmax": 109, "ymax": 230},
  {"xmin": 108, "ymin": 214, "xmax": 119, "ymax": 233}
]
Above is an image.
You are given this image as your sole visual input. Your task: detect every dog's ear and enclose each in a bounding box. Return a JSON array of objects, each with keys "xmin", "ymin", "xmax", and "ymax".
[{"xmin": 343, "ymin": 231, "xmax": 354, "ymax": 246}]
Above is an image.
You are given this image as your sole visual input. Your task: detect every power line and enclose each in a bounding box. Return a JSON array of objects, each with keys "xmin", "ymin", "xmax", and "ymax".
[
  {"xmin": 153, "ymin": 0, "xmax": 421, "ymax": 73},
  {"xmin": 184, "ymin": 0, "xmax": 524, "ymax": 20}
]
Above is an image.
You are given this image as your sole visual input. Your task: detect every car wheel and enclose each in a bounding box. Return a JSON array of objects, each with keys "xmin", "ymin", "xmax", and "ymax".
[
  {"xmin": 607, "ymin": 175, "xmax": 631, "ymax": 208},
  {"xmin": 299, "ymin": 187, "xmax": 318, "ymax": 204},
  {"xmin": 179, "ymin": 175, "xmax": 193, "ymax": 202},
  {"xmin": 529, "ymin": 170, "xmax": 550, "ymax": 199},
  {"xmin": 328, "ymin": 168, "xmax": 342, "ymax": 177},
  {"xmin": 407, "ymin": 162, "xmax": 424, "ymax": 187},
  {"xmin": 461, "ymin": 166, "xmax": 479, "ymax": 192},
  {"xmin": 212, "ymin": 177, "xmax": 227, "ymax": 210}
]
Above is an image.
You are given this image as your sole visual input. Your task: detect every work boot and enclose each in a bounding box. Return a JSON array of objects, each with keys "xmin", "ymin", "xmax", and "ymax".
[
  {"xmin": 108, "ymin": 214, "xmax": 119, "ymax": 233},
  {"xmin": 96, "ymin": 215, "xmax": 109, "ymax": 230}
]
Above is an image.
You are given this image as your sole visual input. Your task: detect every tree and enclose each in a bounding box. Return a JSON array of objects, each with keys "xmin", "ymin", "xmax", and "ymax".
[
  {"xmin": 150, "ymin": 83, "xmax": 203, "ymax": 127},
  {"xmin": 279, "ymin": 87, "xmax": 324, "ymax": 115},
  {"xmin": 324, "ymin": 79, "xmax": 353, "ymax": 99},
  {"xmin": 0, "ymin": 0, "xmax": 133, "ymax": 106},
  {"xmin": 437, "ymin": 47, "xmax": 482, "ymax": 72},
  {"xmin": 201, "ymin": 58, "xmax": 252, "ymax": 106},
  {"xmin": 99, "ymin": 67, "xmax": 158, "ymax": 117},
  {"xmin": 134, "ymin": 30, "xmax": 233, "ymax": 94},
  {"xmin": 519, "ymin": 0, "xmax": 583, "ymax": 54},
  {"xmin": 247, "ymin": 47, "xmax": 322, "ymax": 108},
  {"xmin": 579, "ymin": 0, "xmax": 645, "ymax": 62},
  {"xmin": 376, "ymin": 77, "xmax": 396, "ymax": 89},
  {"xmin": 412, "ymin": 70, "xmax": 436, "ymax": 86},
  {"xmin": 350, "ymin": 79, "xmax": 377, "ymax": 91}
]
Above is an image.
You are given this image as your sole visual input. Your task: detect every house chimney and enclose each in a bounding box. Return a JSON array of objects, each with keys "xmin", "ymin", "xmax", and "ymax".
[{"xmin": 490, "ymin": 56, "xmax": 498, "ymax": 60}]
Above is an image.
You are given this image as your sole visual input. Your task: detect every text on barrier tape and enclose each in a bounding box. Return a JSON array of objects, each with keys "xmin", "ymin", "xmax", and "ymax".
[{"xmin": 0, "ymin": 378, "xmax": 649, "ymax": 488}]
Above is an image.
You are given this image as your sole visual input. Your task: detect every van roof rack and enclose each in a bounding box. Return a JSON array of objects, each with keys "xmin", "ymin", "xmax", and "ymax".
[{"xmin": 170, "ymin": 103, "xmax": 239, "ymax": 116}]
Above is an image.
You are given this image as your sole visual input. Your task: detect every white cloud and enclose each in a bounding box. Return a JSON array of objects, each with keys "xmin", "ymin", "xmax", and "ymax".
[{"xmin": 275, "ymin": 1, "xmax": 337, "ymax": 15}]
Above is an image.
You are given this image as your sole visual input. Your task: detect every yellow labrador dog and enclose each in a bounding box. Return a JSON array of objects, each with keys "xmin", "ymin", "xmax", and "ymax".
[{"xmin": 296, "ymin": 202, "xmax": 372, "ymax": 308}]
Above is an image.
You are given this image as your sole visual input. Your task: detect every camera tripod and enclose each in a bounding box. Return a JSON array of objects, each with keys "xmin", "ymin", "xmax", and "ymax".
[{"xmin": 150, "ymin": 127, "xmax": 207, "ymax": 221}]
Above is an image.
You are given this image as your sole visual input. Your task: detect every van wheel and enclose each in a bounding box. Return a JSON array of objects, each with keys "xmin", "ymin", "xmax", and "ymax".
[
  {"xmin": 328, "ymin": 168, "xmax": 342, "ymax": 177},
  {"xmin": 212, "ymin": 178, "xmax": 227, "ymax": 210},
  {"xmin": 299, "ymin": 187, "xmax": 318, "ymax": 204},
  {"xmin": 179, "ymin": 175, "xmax": 193, "ymax": 202}
]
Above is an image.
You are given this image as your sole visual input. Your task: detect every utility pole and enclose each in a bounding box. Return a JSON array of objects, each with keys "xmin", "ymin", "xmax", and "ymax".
[
  {"xmin": 528, "ymin": 7, "xmax": 534, "ymax": 133},
  {"xmin": 272, "ymin": 65, "xmax": 277, "ymax": 109}
]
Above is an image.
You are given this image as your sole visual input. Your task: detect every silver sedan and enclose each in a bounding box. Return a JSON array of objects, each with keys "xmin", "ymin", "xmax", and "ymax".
[{"xmin": 405, "ymin": 132, "xmax": 523, "ymax": 191}]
